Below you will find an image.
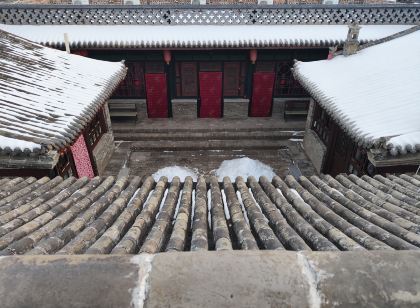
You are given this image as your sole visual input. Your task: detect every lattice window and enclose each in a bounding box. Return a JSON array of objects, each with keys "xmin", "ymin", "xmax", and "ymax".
[
  {"xmin": 274, "ymin": 61, "xmax": 307, "ymax": 97},
  {"xmin": 2, "ymin": 6, "xmax": 418, "ymax": 25},
  {"xmin": 113, "ymin": 62, "xmax": 146, "ymax": 98},
  {"xmin": 176, "ymin": 62, "xmax": 198, "ymax": 97},
  {"xmin": 85, "ymin": 109, "xmax": 107, "ymax": 150}
]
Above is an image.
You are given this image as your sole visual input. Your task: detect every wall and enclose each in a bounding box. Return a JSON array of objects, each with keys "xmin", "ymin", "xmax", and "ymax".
[
  {"xmin": 15, "ymin": 0, "xmax": 391, "ymax": 4},
  {"xmin": 93, "ymin": 103, "xmax": 115, "ymax": 175},
  {"xmin": 223, "ymin": 99, "xmax": 249, "ymax": 118},
  {"xmin": 303, "ymin": 100, "xmax": 326, "ymax": 173},
  {"xmin": 172, "ymin": 99, "xmax": 197, "ymax": 119},
  {"xmin": 93, "ymin": 132, "xmax": 115, "ymax": 175}
]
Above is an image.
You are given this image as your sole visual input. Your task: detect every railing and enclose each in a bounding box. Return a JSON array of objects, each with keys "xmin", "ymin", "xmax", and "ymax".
[{"xmin": 0, "ymin": 4, "xmax": 418, "ymax": 25}]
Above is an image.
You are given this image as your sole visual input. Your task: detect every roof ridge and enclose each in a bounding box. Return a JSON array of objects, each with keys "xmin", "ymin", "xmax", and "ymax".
[{"xmin": 357, "ymin": 24, "xmax": 420, "ymax": 52}]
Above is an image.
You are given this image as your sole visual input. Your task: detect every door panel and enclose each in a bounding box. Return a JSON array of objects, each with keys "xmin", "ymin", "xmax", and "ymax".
[
  {"xmin": 145, "ymin": 73, "xmax": 168, "ymax": 118},
  {"xmin": 250, "ymin": 72, "xmax": 275, "ymax": 117},
  {"xmin": 199, "ymin": 72, "xmax": 223, "ymax": 118}
]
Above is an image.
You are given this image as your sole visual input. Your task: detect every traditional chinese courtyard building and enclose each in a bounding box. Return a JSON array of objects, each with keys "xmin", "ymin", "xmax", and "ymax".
[
  {"xmin": 294, "ymin": 25, "xmax": 420, "ymax": 176},
  {"xmin": 0, "ymin": 4, "xmax": 418, "ymax": 120},
  {"xmin": 0, "ymin": 29, "xmax": 127, "ymax": 178}
]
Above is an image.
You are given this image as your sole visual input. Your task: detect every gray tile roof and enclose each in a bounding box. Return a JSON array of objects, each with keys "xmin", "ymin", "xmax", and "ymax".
[
  {"xmin": 0, "ymin": 29, "xmax": 127, "ymax": 153},
  {"xmin": 0, "ymin": 173, "xmax": 419, "ymax": 255}
]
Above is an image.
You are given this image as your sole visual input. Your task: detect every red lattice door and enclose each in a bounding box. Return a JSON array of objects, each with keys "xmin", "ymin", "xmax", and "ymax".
[
  {"xmin": 199, "ymin": 72, "xmax": 222, "ymax": 118},
  {"xmin": 145, "ymin": 73, "xmax": 168, "ymax": 118},
  {"xmin": 250, "ymin": 72, "xmax": 275, "ymax": 117}
]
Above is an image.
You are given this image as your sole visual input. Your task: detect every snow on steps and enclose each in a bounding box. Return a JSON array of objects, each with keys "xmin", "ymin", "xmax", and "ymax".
[
  {"xmin": 129, "ymin": 139, "xmax": 290, "ymax": 151},
  {"xmin": 114, "ymin": 130, "xmax": 304, "ymax": 141}
]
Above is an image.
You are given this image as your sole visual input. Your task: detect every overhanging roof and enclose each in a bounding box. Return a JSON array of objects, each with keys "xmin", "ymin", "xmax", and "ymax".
[
  {"xmin": 293, "ymin": 26, "xmax": 420, "ymax": 156},
  {"xmin": 0, "ymin": 29, "xmax": 127, "ymax": 153},
  {"xmin": 0, "ymin": 24, "xmax": 412, "ymax": 49}
]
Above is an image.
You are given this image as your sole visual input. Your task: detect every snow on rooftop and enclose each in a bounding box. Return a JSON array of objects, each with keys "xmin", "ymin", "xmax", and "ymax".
[
  {"xmin": 0, "ymin": 29, "xmax": 127, "ymax": 152},
  {"xmin": 0, "ymin": 24, "xmax": 412, "ymax": 49},
  {"xmin": 293, "ymin": 28, "xmax": 420, "ymax": 156}
]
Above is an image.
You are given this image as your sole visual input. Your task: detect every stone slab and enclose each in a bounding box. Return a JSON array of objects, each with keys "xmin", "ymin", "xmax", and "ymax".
[
  {"xmin": 303, "ymin": 129, "xmax": 326, "ymax": 174},
  {"xmin": 1, "ymin": 251, "xmax": 420, "ymax": 307}
]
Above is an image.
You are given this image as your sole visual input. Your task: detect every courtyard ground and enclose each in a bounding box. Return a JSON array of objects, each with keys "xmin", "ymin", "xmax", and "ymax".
[{"xmin": 103, "ymin": 117, "xmax": 316, "ymax": 178}]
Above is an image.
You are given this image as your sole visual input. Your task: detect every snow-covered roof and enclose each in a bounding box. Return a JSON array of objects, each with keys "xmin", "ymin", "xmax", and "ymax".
[
  {"xmin": 0, "ymin": 24, "xmax": 412, "ymax": 49},
  {"xmin": 0, "ymin": 29, "xmax": 127, "ymax": 153},
  {"xmin": 293, "ymin": 27, "xmax": 420, "ymax": 156}
]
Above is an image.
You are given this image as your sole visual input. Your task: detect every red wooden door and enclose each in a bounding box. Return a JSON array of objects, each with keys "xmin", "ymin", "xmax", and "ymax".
[
  {"xmin": 145, "ymin": 73, "xmax": 168, "ymax": 118},
  {"xmin": 250, "ymin": 72, "xmax": 275, "ymax": 117},
  {"xmin": 199, "ymin": 72, "xmax": 222, "ymax": 118}
]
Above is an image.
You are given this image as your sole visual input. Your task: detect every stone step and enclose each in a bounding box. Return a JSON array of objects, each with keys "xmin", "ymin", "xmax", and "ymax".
[
  {"xmin": 114, "ymin": 130, "xmax": 304, "ymax": 141},
  {"xmin": 129, "ymin": 139, "xmax": 292, "ymax": 151},
  {"xmin": 112, "ymin": 123, "xmax": 305, "ymax": 134}
]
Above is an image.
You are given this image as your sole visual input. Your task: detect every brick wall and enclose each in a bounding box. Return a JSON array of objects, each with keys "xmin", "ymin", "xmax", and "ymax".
[
  {"xmin": 207, "ymin": 0, "xmax": 257, "ymax": 4},
  {"xmin": 12, "ymin": 0, "xmax": 393, "ymax": 4}
]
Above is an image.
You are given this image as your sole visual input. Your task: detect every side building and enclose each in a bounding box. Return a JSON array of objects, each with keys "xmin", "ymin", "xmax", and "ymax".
[
  {"xmin": 0, "ymin": 29, "xmax": 127, "ymax": 178},
  {"xmin": 293, "ymin": 26, "xmax": 420, "ymax": 176}
]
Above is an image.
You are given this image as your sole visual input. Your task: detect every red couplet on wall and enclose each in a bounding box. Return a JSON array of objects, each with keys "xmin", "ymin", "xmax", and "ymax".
[
  {"xmin": 199, "ymin": 72, "xmax": 223, "ymax": 118},
  {"xmin": 145, "ymin": 73, "xmax": 169, "ymax": 118},
  {"xmin": 70, "ymin": 134, "xmax": 95, "ymax": 178},
  {"xmin": 250, "ymin": 72, "xmax": 276, "ymax": 117}
]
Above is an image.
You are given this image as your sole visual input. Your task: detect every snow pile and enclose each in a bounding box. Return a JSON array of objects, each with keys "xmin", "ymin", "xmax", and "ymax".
[
  {"xmin": 215, "ymin": 157, "xmax": 275, "ymax": 181},
  {"xmin": 152, "ymin": 166, "xmax": 198, "ymax": 182}
]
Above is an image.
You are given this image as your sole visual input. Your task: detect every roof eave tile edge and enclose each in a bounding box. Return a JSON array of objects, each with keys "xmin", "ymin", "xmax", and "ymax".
[
  {"xmin": 64, "ymin": 62, "xmax": 128, "ymax": 150},
  {"xmin": 292, "ymin": 63, "xmax": 377, "ymax": 150},
  {"xmin": 56, "ymin": 38, "xmax": 339, "ymax": 50}
]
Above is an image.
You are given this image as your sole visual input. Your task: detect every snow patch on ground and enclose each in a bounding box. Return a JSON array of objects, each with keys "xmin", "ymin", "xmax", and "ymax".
[
  {"xmin": 215, "ymin": 157, "xmax": 275, "ymax": 181},
  {"xmin": 152, "ymin": 166, "xmax": 198, "ymax": 182}
]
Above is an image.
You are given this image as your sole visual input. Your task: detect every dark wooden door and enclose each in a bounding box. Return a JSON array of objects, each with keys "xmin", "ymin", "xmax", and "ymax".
[
  {"xmin": 199, "ymin": 72, "xmax": 223, "ymax": 118},
  {"xmin": 250, "ymin": 72, "xmax": 275, "ymax": 117},
  {"xmin": 145, "ymin": 73, "xmax": 168, "ymax": 118}
]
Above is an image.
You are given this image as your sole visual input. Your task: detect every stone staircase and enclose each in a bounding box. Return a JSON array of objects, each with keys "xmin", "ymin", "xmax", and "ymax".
[
  {"xmin": 105, "ymin": 118, "xmax": 310, "ymax": 177},
  {"xmin": 113, "ymin": 127, "xmax": 304, "ymax": 151}
]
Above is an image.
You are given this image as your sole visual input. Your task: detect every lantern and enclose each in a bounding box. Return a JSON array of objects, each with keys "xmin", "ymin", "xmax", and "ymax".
[
  {"xmin": 163, "ymin": 50, "xmax": 172, "ymax": 65},
  {"xmin": 249, "ymin": 49, "xmax": 257, "ymax": 64}
]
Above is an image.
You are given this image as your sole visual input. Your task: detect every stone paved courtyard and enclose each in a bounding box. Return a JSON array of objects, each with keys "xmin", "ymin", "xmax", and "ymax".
[{"xmin": 103, "ymin": 117, "xmax": 316, "ymax": 178}]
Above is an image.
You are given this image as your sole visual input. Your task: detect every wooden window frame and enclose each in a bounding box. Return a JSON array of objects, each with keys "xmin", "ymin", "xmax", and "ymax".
[
  {"xmin": 113, "ymin": 61, "xmax": 146, "ymax": 99},
  {"xmin": 85, "ymin": 108, "xmax": 108, "ymax": 151}
]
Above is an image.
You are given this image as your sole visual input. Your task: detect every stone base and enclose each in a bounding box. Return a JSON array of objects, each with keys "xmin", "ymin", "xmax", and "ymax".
[
  {"xmin": 108, "ymin": 99, "xmax": 147, "ymax": 120},
  {"xmin": 172, "ymin": 99, "xmax": 198, "ymax": 119},
  {"xmin": 303, "ymin": 129, "xmax": 326, "ymax": 174},
  {"xmin": 223, "ymin": 99, "xmax": 249, "ymax": 118},
  {"xmin": 93, "ymin": 132, "xmax": 115, "ymax": 175},
  {"xmin": 272, "ymin": 97, "xmax": 311, "ymax": 119}
]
